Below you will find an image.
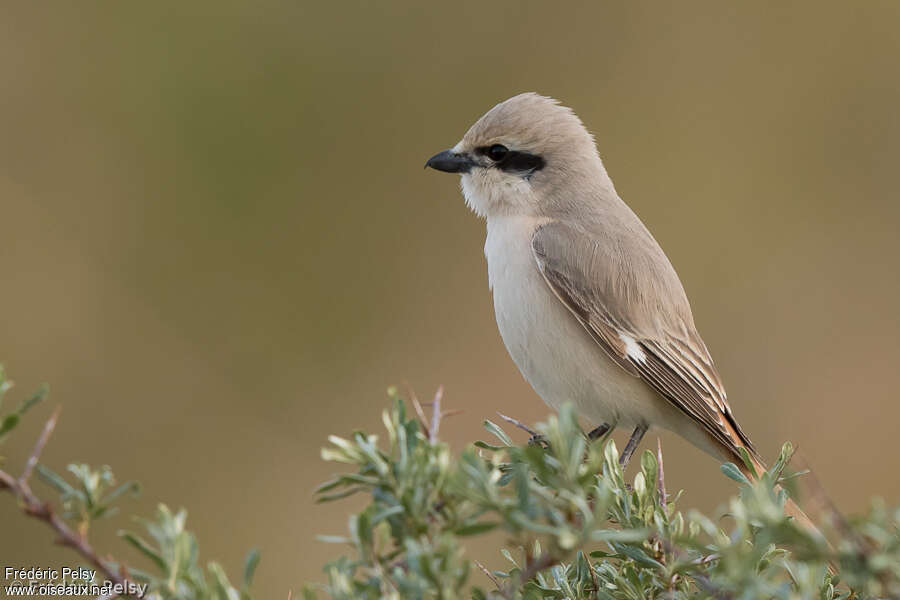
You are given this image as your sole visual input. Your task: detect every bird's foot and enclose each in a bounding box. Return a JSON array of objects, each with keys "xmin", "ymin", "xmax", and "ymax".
[
  {"xmin": 587, "ymin": 423, "xmax": 611, "ymax": 441},
  {"xmin": 618, "ymin": 424, "xmax": 648, "ymax": 468},
  {"xmin": 528, "ymin": 434, "xmax": 550, "ymax": 450}
]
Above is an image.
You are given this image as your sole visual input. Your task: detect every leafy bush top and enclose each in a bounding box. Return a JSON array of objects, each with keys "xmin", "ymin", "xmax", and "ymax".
[
  {"xmin": 309, "ymin": 389, "xmax": 900, "ymax": 600},
  {"xmin": 3, "ymin": 367, "xmax": 899, "ymax": 600}
]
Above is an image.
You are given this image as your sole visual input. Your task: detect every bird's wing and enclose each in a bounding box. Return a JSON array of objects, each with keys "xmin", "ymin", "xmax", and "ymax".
[{"xmin": 531, "ymin": 220, "xmax": 757, "ymax": 460}]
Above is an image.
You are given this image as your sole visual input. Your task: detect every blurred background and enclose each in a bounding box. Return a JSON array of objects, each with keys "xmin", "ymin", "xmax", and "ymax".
[{"xmin": 2, "ymin": 1, "xmax": 899, "ymax": 596}]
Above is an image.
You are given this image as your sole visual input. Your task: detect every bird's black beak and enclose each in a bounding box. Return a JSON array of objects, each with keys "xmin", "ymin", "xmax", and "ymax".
[{"xmin": 425, "ymin": 149, "xmax": 475, "ymax": 174}]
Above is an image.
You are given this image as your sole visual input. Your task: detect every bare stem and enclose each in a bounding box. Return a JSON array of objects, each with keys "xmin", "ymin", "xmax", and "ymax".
[
  {"xmin": 0, "ymin": 408, "xmax": 135, "ymax": 597},
  {"xmin": 404, "ymin": 382, "xmax": 432, "ymax": 440},
  {"xmin": 474, "ymin": 559, "xmax": 503, "ymax": 594},
  {"xmin": 430, "ymin": 386, "xmax": 443, "ymax": 443},
  {"xmin": 19, "ymin": 405, "xmax": 61, "ymax": 493},
  {"xmin": 656, "ymin": 437, "xmax": 667, "ymax": 505},
  {"xmin": 496, "ymin": 412, "xmax": 539, "ymax": 438},
  {"xmin": 515, "ymin": 552, "xmax": 558, "ymax": 589}
]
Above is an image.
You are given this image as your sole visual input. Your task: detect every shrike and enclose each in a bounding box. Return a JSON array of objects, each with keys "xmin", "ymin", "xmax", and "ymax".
[{"xmin": 425, "ymin": 92, "xmax": 814, "ymax": 526}]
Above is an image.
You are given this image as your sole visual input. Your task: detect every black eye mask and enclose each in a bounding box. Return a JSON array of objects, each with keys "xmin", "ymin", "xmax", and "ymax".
[{"xmin": 476, "ymin": 145, "xmax": 545, "ymax": 177}]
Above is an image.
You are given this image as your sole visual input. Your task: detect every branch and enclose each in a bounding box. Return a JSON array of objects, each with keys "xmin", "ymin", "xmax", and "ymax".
[
  {"xmin": 406, "ymin": 384, "xmax": 459, "ymax": 443},
  {"xmin": 0, "ymin": 407, "xmax": 136, "ymax": 597},
  {"xmin": 656, "ymin": 437, "xmax": 667, "ymax": 504},
  {"xmin": 429, "ymin": 385, "xmax": 443, "ymax": 443},
  {"xmin": 496, "ymin": 412, "xmax": 540, "ymax": 438},
  {"xmin": 405, "ymin": 383, "xmax": 432, "ymax": 440},
  {"xmin": 474, "ymin": 559, "xmax": 503, "ymax": 594},
  {"xmin": 19, "ymin": 405, "xmax": 61, "ymax": 494},
  {"xmin": 514, "ymin": 552, "xmax": 559, "ymax": 589}
]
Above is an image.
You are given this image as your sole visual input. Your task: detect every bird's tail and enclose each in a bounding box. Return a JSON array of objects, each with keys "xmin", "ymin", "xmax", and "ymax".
[
  {"xmin": 741, "ymin": 450, "xmax": 837, "ymax": 575},
  {"xmin": 738, "ymin": 450, "xmax": 824, "ymax": 539},
  {"xmin": 714, "ymin": 416, "xmax": 824, "ymax": 538}
]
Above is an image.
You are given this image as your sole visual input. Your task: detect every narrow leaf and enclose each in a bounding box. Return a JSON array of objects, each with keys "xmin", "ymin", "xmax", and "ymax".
[
  {"xmin": 454, "ymin": 522, "xmax": 500, "ymax": 536},
  {"xmin": 721, "ymin": 462, "xmax": 750, "ymax": 485},
  {"xmin": 483, "ymin": 420, "xmax": 513, "ymax": 447},
  {"xmin": 119, "ymin": 531, "xmax": 167, "ymax": 572},
  {"xmin": 243, "ymin": 548, "xmax": 261, "ymax": 587}
]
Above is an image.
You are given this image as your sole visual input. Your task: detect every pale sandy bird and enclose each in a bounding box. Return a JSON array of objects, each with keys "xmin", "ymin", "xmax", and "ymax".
[{"xmin": 425, "ymin": 92, "xmax": 815, "ymax": 528}]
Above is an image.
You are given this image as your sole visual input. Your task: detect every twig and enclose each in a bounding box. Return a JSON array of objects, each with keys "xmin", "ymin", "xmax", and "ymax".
[
  {"xmin": 516, "ymin": 552, "xmax": 558, "ymax": 587},
  {"xmin": 474, "ymin": 559, "xmax": 503, "ymax": 593},
  {"xmin": 404, "ymin": 382, "xmax": 432, "ymax": 440},
  {"xmin": 19, "ymin": 405, "xmax": 61, "ymax": 493},
  {"xmin": 496, "ymin": 412, "xmax": 539, "ymax": 438},
  {"xmin": 656, "ymin": 437, "xmax": 667, "ymax": 505},
  {"xmin": 429, "ymin": 386, "xmax": 443, "ymax": 443},
  {"xmin": 0, "ymin": 409, "xmax": 136, "ymax": 597},
  {"xmin": 436, "ymin": 408, "xmax": 463, "ymax": 420}
]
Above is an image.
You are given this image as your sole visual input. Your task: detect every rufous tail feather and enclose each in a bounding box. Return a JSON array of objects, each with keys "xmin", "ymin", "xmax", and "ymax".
[{"xmin": 738, "ymin": 448, "xmax": 832, "ymax": 563}]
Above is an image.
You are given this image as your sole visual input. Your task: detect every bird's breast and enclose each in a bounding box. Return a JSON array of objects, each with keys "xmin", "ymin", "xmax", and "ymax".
[{"xmin": 483, "ymin": 216, "xmax": 663, "ymax": 428}]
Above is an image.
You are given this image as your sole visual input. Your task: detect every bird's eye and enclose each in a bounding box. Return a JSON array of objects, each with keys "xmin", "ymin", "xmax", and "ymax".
[{"xmin": 487, "ymin": 144, "xmax": 509, "ymax": 161}]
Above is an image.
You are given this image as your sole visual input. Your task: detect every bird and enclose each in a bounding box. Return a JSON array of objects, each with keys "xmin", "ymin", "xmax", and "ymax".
[{"xmin": 425, "ymin": 92, "xmax": 816, "ymax": 530}]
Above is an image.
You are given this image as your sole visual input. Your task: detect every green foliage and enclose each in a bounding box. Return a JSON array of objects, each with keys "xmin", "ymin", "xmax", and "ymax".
[
  {"xmin": 313, "ymin": 396, "xmax": 471, "ymax": 599},
  {"xmin": 0, "ymin": 365, "xmax": 259, "ymax": 600},
  {"xmin": 37, "ymin": 463, "xmax": 140, "ymax": 533},
  {"xmin": 0, "ymin": 365, "xmax": 47, "ymax": 446},
  {"xmin": 119, "ymin": 504, "xmax": 260, "ymax": 600},
  {"xmin": 309, "ymin": 391, "xmax": 900, "ymax": 600},
  {"xmin": 4, "ymin": 365, "xmax": 900, "ymax": 599},
  {"xmin": 33, "ymin": 461, "xmax": 259, "ymax": 600}
]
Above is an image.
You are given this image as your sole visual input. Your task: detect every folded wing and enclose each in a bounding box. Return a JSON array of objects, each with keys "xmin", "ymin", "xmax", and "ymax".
[{"xmin": 531, "ymin": 220, "xmax": 757, "ymax": 460}]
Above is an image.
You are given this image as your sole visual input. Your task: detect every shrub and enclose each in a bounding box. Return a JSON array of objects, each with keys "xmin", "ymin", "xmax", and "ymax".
[
  {"xmin": 307, "ymin": 388, "xmax": 900, "ymax": 599},
  {"xmin": 3, "ymin": 368, "xmax": 899, "ymax": 599}
]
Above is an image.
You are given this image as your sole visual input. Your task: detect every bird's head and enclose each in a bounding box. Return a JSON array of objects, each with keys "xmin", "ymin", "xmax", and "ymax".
[{"xmin": 426, "ymin": 93, "xmax": 609, "ymax": 218}]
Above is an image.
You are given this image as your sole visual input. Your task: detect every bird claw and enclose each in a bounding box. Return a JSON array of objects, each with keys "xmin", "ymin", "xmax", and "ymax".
[{"xmin": 528, "ymin": 434, "xmax": 550, "ymax": 449}]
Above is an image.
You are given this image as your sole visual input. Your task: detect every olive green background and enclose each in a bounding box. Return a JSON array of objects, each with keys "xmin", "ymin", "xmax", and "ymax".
[{"xmin": 2, "ymin": 2, "xmax": 899, "ymax": 597}]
